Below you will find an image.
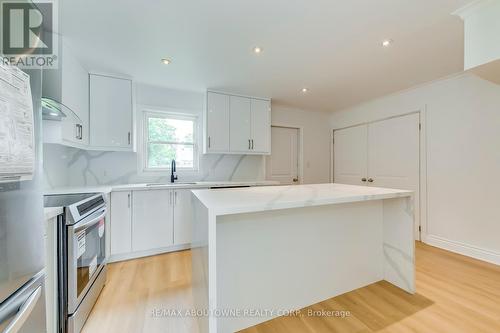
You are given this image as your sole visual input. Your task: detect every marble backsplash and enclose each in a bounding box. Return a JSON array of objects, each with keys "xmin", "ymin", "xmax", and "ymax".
[{"xmin": 43, "ymin": 144, "xmax": 266, "ymax": 189}]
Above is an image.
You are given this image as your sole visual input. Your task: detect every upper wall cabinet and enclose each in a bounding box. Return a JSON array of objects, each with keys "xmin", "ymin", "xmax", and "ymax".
[
  {"xmin": 205, "ymin": 92, "xmax": 230, "ymax": 153},
  {"xmin": 89, "ymin": 74, "xmax": 134, "ymax": 151},
  {"xmin": 42, "ymin": 41, "xmax": 89, "ymax": 147},
  {"xmin": 454, "ymin": 0, "xmax": 500, "ymax": 84},
  {"xmin": 204, "ymin": 91, "xmax": 271, "ymax": 155}
]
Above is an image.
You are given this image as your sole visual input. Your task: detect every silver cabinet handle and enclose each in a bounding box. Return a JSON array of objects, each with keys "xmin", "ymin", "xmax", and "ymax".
[
  {"xmin": 208, "ymin": 136, "xmax": 211, "ymax": 148},
  {"xmin": 75, "ymin": 124, "xmax": 83, "ymax": 140},
  {"xmin": 128, "ymin": 132, "xmax": 131, "ymax": 145},
  {"xmin": 174, "ymin": 191, "xmax": 178, "ymax": 205},
  {"xmin": 127, "ymin": 193, "xmax": 131, "ymax": 208},
  {"xmin": 248, "ymin": 139, "xmax": 251, "ymax": 150},
  {"xmin": 4, "ymin": 286, "xmax": 42, "ymax": 333},
  {"xmin": 169, "ymin": 191, "xmax": 172, "ymax": 205},
  {"xmin": 251, "ymin": 139, "xmax": 254, "ymax": 150},
  {"xmin": 367, "ymin": 178, "xmax": 374, "ymax": 183}
]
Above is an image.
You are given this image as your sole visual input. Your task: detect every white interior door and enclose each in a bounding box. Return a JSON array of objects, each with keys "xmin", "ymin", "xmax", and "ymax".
[
  {"xmin": 367, "ymin": 113, "xmax": 420, "ymax": 239},
  {"xmin": 266, "ymin": 126, "xmax": 299, "ymax": 184},
  {"xmin": 333, "ymin": 124, "xmax": 368, "ymax": 186}
]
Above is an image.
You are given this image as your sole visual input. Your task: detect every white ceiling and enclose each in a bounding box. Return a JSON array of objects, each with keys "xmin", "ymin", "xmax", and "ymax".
[{"xmin": 61, "ymin": 0, "xmax": 473, "ymax": 112}]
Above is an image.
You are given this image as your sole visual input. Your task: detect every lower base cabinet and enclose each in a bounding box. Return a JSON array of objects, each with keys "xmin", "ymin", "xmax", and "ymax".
[
  {"xmin": 110, "ymin": 189, "xmax": 193, "ymax": 261},
  {"xmin": 132, "ymin": 190, "xmax": 174, "ymax": 251},
  {"xmin": 110, "ymin": 191, "xmax": 132, "ymax": 256},
  {"xmin": 173, "ymin": 189, "xmax": 193, "ymax": 245}
]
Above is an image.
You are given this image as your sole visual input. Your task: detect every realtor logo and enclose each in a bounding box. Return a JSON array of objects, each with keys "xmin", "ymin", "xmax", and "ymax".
[{"xmin": 1, "ymin": 1, "xmax": 58, "ymax": 68}]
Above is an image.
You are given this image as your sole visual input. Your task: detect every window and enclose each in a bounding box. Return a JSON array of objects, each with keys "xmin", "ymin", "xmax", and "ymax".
[{"xmin": 144, "ymin": 112, "xmax": 197, "ymax": 170}]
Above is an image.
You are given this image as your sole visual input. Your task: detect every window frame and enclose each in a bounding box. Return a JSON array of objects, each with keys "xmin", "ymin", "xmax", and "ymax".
[{"xmin": 142, "ymin": 109, "xmax": 199, "ymax": 172}]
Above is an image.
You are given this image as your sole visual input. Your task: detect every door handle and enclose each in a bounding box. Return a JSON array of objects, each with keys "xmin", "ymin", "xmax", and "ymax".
[
  {"xmin": 3, "ymin": 286, "xmax": 42, "ymax": 333},
  {"xmin": 293, "ymin": 178, "xmax": 299, "ymax": 182},
  {"xmin": 367, "ymin": 178, "xmax": 374, "ymax": 183},
  {"xmin": 361, "ymin": 178, "xmax": 367, "ymax": 182}
]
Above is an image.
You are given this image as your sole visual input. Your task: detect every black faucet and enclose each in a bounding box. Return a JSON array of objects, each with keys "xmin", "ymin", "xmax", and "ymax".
[{"xmin": 170, "ymin": 159, "xmax": 178, "ymax": 183}]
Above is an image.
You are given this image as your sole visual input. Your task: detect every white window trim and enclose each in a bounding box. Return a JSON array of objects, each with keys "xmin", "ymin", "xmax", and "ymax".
[{"xmin": 140, "ymin": 108, "xmax": 200, "ymax": 173}]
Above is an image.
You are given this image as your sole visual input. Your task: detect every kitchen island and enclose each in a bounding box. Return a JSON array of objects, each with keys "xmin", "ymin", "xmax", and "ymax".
[{"xmin": 191, "ymin": 183, "xmax": 415, "ymax": 333}]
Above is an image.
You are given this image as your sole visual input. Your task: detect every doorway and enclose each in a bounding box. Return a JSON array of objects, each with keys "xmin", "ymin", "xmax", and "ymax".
[
  {"xmin": 266, "ymin": 126, "xmax": 300, "ymax": 185},
  {"xmin": 332, "ymin": 112, "xmax": 422, "ymax": 240}
]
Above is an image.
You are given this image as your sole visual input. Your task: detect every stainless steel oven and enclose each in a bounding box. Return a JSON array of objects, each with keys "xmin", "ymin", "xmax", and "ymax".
[{"xmin": 45, "ymin": 193, "xmax": 107, "ymax": 333}]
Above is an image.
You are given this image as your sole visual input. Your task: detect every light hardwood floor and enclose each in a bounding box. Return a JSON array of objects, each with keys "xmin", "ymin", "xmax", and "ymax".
[{"xmin": 82, "ymin": 242, "xmax": 500, "ymax": 333}]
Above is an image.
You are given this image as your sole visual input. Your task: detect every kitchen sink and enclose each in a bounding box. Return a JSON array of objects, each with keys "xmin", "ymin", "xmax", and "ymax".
[{"xmin": 146, "ymin": 182, "xmax": 198, "ymax": 186}]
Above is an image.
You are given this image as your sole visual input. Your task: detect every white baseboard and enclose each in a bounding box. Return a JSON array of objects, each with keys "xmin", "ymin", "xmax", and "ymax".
[
  {"xmin": 108, "ymin": 243, "xmax": 191, "ymax": 263},
  {"xmin": 424, "ymin": 234, "xmax": 500, "ymax": 265}
]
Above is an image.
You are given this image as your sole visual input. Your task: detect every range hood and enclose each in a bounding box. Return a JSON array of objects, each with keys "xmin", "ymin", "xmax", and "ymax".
[{"xmin": 41, "ymin": 97, "xmax": 78, "ymax": 121}]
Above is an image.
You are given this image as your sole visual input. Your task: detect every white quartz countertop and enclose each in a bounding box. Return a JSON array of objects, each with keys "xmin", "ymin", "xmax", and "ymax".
[
  {"xmin": 44, "ymin": 207, "xmax": 63, "ymax": 220},
  {"xmin": 192, "ymin": 183, "xmax": 413, "ymax": 216},
  {"xmin": 44, "ymin": 180, "xmax": 279, "ymax": 195}
]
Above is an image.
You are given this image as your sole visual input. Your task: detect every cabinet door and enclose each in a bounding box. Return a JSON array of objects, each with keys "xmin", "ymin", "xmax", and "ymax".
[
  {"xmin": 251, "ymin": 99, "xmax": 271, "ymax": 153},
  {"xmin": 132, "ymin": 190, "xmax": 173, "ymax": 252},
  {"xmin": 89, "ymin": 74, "xmax": 133, "ymax": 150},
  {"xmin": 110, "ymin": 191, "xmax": 132, "ymax": 255},
  {"xmin": 230, "ymin": 96, "xmax": 252, "ymax": 152},
  {"xmin": 61, "ymin": 115, "xmax": 80, "ymax": 146},
  {"xmin": 173, "ymin": 189, "xmax": 192, "ymax": 245},
  {"xmin": 206, "ymin": 92, "xmax": 230, "ymax": 152},
  {"xmin": 333, "ymin": 124, "xmax": 368, "ymax": 186},
  {"xmin": 61, "ymin": 43, "xmax": 89, "ymax": 145}
]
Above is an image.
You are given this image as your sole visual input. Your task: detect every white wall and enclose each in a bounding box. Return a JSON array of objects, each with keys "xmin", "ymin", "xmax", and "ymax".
[
  {"xmin": 330, "ymin": 73, "xmax": 500, "ymax": 264},
  {"xmin": 272, "ymin": 105, "xmax": 331, "ymax": 184}
]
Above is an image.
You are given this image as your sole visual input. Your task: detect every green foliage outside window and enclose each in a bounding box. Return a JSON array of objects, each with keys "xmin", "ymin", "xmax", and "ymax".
[{"xmin": 146, "ymin": 115, "xmax": 195, "ymax": 169}]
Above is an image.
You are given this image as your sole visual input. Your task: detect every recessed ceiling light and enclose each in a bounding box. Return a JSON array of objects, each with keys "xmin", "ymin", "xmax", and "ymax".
[
  {"xmin": 382, "ymin": 39, "xmax": 393, "ymax": 47},
  {"xmin": 161, "ymin": 58, "xmax": 171, "ymax": 65},
  {"xmin": 253, "ymin": 46, "xmax": 262, "ymax": 54},
  {"xmin": 301, "ymin": 87, "xmax": 308, "ymax": 93}
]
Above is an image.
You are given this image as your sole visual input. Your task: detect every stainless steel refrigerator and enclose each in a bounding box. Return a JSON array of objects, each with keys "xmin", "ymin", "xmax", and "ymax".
[{"xmin": 0, "ymin": 65, "xmax": 47, "ymax": 332}]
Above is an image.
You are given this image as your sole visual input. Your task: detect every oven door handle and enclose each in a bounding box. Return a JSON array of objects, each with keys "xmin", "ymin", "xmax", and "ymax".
[{"xmin": 74, "ymin": 208, "xmax": 107, "ymax": 233}]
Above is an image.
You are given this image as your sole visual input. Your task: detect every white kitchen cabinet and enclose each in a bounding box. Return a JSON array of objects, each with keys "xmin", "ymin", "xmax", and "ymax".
[
  {"xmin": 205, "ymin": 91, "xmax": 271, "ymax": 154},
  {"xmin": 229, "ymin": 96, "xmax": 252, "ymax": 152},
  {"xmin": 173, "ymin": 189, "xmax": 193, "ymax": 245},
  {"xmin": 206, "ymin": 92, "xmax": 230, "ymax": 152},
  {"xmin": 250, "ymin": 99, "xmax": 271, "ymax": 153},
  {"xmin": 42, "ymin": 41, "xmax": 89, "ymax": 147},
  {"xmin": 110, "ymin": 191, "xmax": 132, "ymax": 255},
  {"xmin": 132, "ymin": 190, "xmax": 174, "ymax": 252},
  {"xmin": 89, "ymin": 74, "xmax": 134, "ymax": 151}
]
